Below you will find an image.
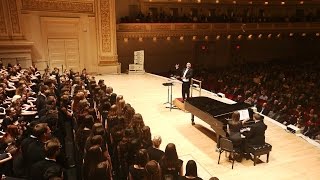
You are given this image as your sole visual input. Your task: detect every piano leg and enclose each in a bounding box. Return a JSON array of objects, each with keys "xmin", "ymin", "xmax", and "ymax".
[
  {"xmin": 191, "ymin": 114, "xmax": 195, "ymax": 125},
  {"xmin": 216, "ymin": 134, "xmax": 221, "ymax": 150}
]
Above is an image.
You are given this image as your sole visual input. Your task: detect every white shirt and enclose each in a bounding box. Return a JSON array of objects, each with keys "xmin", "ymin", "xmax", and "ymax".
[{"xmin": 182, "ymin": 68, "xmax": 189, "ymax": 82}]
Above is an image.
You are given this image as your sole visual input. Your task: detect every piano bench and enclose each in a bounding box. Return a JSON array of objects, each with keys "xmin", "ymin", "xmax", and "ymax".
[{"xmin": 249, "ymin": 143, "xmax": 272, "ymax": 166}]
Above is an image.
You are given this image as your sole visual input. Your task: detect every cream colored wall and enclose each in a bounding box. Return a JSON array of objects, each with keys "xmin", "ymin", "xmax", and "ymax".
[
  {"xmin": 20, "ymin": 13, "xmax": 98, "ymax": 73},
  {"xmin": 1, "ymin": 0, "xmax": 119, "ymax": 74}
]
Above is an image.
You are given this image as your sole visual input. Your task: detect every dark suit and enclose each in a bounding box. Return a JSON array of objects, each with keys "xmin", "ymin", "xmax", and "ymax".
[
  {"xmin": 181, "ymin": 68, "xmax": 193, "ymax": 100},
  {"xmin": 36, "ymin": 94, "xmax": 46, "ymax": 113},
  {"xmin": 147, "ymin": 146, "xmax": 164, "ymax": 162},
  {"xmin": 25, "ymin": 140, "xmax": 45, "ymax": 174},
  {"xmin": 258, "ymin": 107, "xmax": 270, "ymax": 116},
  {"xmin": 29, "ymin": 159, "xmax": 62, "ymax": 180},
  {"xmin": 245, "ymin": 120, "xmax": 267, "ymax": 146}
]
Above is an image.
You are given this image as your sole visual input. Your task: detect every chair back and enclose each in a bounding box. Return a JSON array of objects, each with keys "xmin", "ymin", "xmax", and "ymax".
[{"xmin": 220, "ymin": 138, "xmax": 234, "ymax": 152}]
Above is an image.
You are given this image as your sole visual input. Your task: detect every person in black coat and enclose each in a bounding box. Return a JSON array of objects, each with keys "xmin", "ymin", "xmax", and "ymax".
[
  {"xmin": 147, "ymin": 136, "xmax": 164, "ymax": 162},
  {"xmin": 36, "ymin": 85, "xmax": 48, "ymax": 113},
  {"xmin": 29, "ymin": 138, "xmax": 63, "ymax": 180},
  {"xmin": 147, "ymin": 135, "xmax": 164, "ymax": 162},
  {"xmin": 24, "ymin": 123, "xmax": 51, "ymax": 175},
  {"xmin": 181, "ymin": 62, "xmax": 194, "ymax": 101},
  {"xmin": 244, "ymin": 113, "xmax": 267, "ymax": 148}
]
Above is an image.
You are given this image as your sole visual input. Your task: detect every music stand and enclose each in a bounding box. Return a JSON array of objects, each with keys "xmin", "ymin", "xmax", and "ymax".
[{"xmin": 162, "ymin": 81, "xmax": 174, "ymax": 111}]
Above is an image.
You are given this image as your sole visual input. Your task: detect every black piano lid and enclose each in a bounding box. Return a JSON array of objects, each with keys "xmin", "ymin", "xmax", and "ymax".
[{"xmin": 186, "ymin": 96, "xmax": 252, "ymax": 117}]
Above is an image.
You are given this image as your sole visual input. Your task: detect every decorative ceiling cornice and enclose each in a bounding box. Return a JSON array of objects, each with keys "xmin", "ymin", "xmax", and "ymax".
[{"xmin": 21, "ymin": 0, "xmax": 95, "ymax": 14}]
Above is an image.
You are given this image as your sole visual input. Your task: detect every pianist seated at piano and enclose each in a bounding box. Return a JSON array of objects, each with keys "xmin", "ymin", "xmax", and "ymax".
[
  {"xmin": 242, "ymin": 113, "xmax": 267, "ymax": 155},
  {"xmin": 227, "ymin": 112, "xmax": 243, "ymax": 148}
]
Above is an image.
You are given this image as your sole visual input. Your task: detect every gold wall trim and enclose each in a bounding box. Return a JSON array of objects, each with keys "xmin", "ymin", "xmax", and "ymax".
[
  {"xmin": 8, "ymin": 0, "xmax": 21, "ymax": 34},
  {"xmin": 21, "ymin": 0, "xmax": 94, "ymax": 14},
  {"xmin": 100, "ymin": 0, "xmax": 111, "ymax": 53},
  {"xmin": 0, "ymin": 0, "xmax": 7, "ymax": 34},
  {"xmin": 117, "ymin": 23, "xmax": 320, "ymax": 35}
]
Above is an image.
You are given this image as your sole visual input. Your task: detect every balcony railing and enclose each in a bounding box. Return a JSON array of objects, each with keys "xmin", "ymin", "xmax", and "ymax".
[{"xmin": 116, "ymin": 22, "xmax": 320, "ymax": 38}]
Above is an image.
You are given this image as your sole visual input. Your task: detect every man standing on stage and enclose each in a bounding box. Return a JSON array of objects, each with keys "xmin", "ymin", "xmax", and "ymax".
[{"xmin": 181, "ymin": 62, "xmax": 193, "ymax": 101}]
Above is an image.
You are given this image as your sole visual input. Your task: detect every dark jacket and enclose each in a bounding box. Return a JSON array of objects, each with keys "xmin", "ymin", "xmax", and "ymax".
[{"xmin": 246, "ymin": 120, "xmax": 267, "ymax": 146}]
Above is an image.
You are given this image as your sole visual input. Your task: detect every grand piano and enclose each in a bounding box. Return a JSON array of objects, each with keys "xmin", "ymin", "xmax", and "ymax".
[{"xmin": 185, "ymin": 96, "xmax": 252, "ymax": 147}]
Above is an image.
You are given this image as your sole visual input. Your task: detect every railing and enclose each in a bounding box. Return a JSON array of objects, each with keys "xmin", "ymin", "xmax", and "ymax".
[
  {"xmin": 190, "ymin": 78, "xmax": 202, "ymax": 97},
  {"xmin": 116, "ymin": 22, "xmax": 320, "ymax": 37}
]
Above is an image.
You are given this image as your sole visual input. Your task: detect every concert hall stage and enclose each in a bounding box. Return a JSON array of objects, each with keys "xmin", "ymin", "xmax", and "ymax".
[{"xmin": 97, "ymin": 73, "xmax": 320, "ymax": 180}]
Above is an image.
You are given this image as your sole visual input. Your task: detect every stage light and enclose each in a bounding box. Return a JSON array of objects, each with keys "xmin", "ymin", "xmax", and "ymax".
[
  {"xmin": 215, "ymin": 0, "xmax": 219, "ymax": 4},
  {"xmin": 302, "ymin": 33, "xmax": 306, "ymax": 37},
  {"xmin": 316, "ymin": 33, "xmax": 320, "ymax": 37},
  {"xmin": 153, "ymin": 37, "xmax": 157, "ymax": 41},
  {"xmin": 192, "ymin": 36, "xmax": 197, "ymax": 40},
  {"xmin": 216, "ymin": 35, "xmax": 220, "ymax": 40},
  {"xmin": 205, "ymin": 36, "xmax": 209, "ymax": 40},
  {"xmin": 124, "ymin": 38, "xmax": 128, "ymax": 42},
  {"xmin": 227, "ymin": 35, "xmax": 231, "ymax": 40},
  {"xmin": 248, "ymin": 34, "xmax": 253, "ymax": 39},
  {"xmin": 281, "ymin": 1, "xmax": 285, "ymax": 5},
  {"xmin": 264, "ymin": 1, "xmax": 269, "ymax": 5},
  {"xmin": 237, "ymin": 35, "xmax": 242, "ymax": 39},
  {"xmin": 289, "ymin": 33, "xmax": 294, "ymax": 37},
  {"xmin": 300, "ymin": 1, "xmax": 304, "ymax": 4},
  {"xmin": 258, "ymin": 34, "xmax": 262, "ymax": 38},
  {"xmin": 166, "ymin": 37, "xmax": 171, "ymax": 40},
  {"xmin": 180, "ymin": 36, "xmax": 184, "ymax": 40},
  {"xmin": 139, "ymin": 37, "xmax": 143, "ymax": 42},
  {"xmin": 268, "ymin": 34, "xmax": 272, "ymax": 38}
]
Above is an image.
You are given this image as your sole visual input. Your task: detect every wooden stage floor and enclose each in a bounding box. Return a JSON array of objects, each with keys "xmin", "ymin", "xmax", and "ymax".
[{"xmin": 97, "ymin": 73, "xmax": 320, "ymax": 180}]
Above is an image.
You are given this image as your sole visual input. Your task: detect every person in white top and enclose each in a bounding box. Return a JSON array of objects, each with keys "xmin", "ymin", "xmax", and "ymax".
[{"xmin": 181, "ymin": 62, "xmax": 193, "ymax": 101}]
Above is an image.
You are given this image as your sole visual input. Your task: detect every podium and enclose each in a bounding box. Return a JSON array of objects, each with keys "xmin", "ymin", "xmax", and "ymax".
[{"xmin": 162, "ymin": 82, "xmax": 174, "ymax": 111}]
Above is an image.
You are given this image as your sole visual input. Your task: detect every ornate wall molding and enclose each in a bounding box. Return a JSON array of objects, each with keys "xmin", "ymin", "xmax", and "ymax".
[
  {"xmin": 116, "ymin": 22, "xmax": 320, "ymax": 39},
  {"xmin": 100, "ymin": 0, "xmax": 111, "ymax": 53},
  {"xmin": 0, "ymin": 0, "xmax": 7, "ymax": 34},
  {"xmin": 8, "ymin": 0, "xmax": 21, "ymax": 34},
  {"xmin": 117, "ymin": 23, "xmax": 320, "ymax": 36},
  {"xmin": 21, "ymin": 0, "xmax": 94, "ymax": 14}
]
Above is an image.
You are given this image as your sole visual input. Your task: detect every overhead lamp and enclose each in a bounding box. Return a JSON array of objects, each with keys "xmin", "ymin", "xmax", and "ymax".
[
  {"xmin": 281, "ymin": 1, "xmax": 285, "ymax": 5},
  {"xmin": 302, "ymin": 33, "xmax": 306, "ymax": 36},
  {"xmin": 277, "ymin": 33, "xmax": 281, "ymax": 38},
  {"xmin": 264, "ymin": 1, "xmax": 269, "ymax": 5},
  {"xmin": 216, "ymin": 35, "xmax": 220, "ymax": 40},
  {"xmin": 192, "ymin": 36, "xmax": 197, "ymax": 40},
  {"xmin": 268, "ymin": 34, "xmax": 272, "ymax": 38},
  {"xmin": 248, "ymin": 34, "xmax": 253, "ymax": 39},
  {"xmin": 227, "ymin": 35, "xmax": 231, "ymax": 39},
  {"xmin": 300, "ymin": 1, "xmax": 304, "ymax": 5},
  {"xmin": 289, "ymin": 33, "xmax": 294, "ymax": 36},
  {"xmin": 166, "ymin": 36, "xmax": 171, "ymax": 40},
  {"xmin": 205, "ymin": 36, "xmax": 209, "ymax": 40},
  {"xmin": 237, "ymin": 35, "xmax": 242, "ymax": 39},
  {"xmin": 249, "ymin": 1, "xmax": 253, "ymax": 4},
  {"xmin": 153, "ymin": 37, "xmax": 157, "ymax": 41},
  {"xmin": 215, "ymin": 0, "xmax": 219, "ymax": 4},
  {"xmin": 233, "ymin": 1, "xmax": 236, "ymax": 4},
  {"xmin": 316, "ymin": 33, "xmax": 320, "ymax": 37},
  {"xmin": 139, "ymin": 37, "xmax": 143, "ymax": 42},
  {"xmin": 180, "ymin": 36, "xmax": 184, "ymax": 40},
  {"xmin": 124, "ymin": 38, "xmax": 128, "ymax": 42},
  {"xmin": 258, "ymin": 34, "xmax": 262, "ymax": 38}
]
